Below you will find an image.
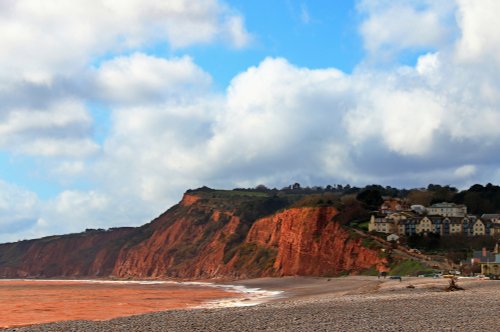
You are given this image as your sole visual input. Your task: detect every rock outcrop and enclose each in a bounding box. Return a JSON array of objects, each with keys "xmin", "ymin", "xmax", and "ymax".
[{"xmin": 0, "ymin": 190, "xmax": 386, "ymax": 279}]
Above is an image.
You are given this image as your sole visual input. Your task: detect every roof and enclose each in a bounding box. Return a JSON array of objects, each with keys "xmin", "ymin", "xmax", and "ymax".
[
  {"xmin": 380, "ymin": 198, "xmax": 409, "ymax": 210},
  {"xmin": 473, "ymin": 250, "xmax": 496, "ymax": 262},
  {"xmin": 425, "ymin": 215, "xmax": 444, "ymax": 219},
  {"xmin": 428, "ymin": 202, "xmax": 466, "ymax": 208},
  {"xmin": 374, "ymin": 218, "xmax": 398, "ymax": 224},
  {"xmin": 481, "ymin": 214, "xmax": 500, "ymax": 220}
]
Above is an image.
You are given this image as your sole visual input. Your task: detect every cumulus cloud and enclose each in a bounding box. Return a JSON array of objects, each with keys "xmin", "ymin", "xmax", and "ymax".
[
  {"xmin": 2, "ymin": 1, "xmax": 500, "ymax": 243},
  {"xmin": 358, "ymin": 0, "xmax": 456, "ymax": 60},
  {"xmin": 0, "ymin": 100, "xmax": 98, "ymax": 157},
  {"xmin": 206, "ymin": 58, "xmax": 350, "ymax": 179},
  {"xmin": 0, "ymin": 0, "xmax": 250, "ymax": 160},
  {"xmin": 94, "ymin": 53, "xmax": 212, "ymax": 105},
  {"xmin": 0, "ymin": 0, "xmax": 250, "ymax": 84},
  {"xmin": 455, "ymin": 0, "xmax": 500, "ymax": 66},
  {"xmin": 0, "ymin": 0, "xmax": 252, "ymax": 242},
  {"xmin": 0, "ymin": 179, "xmax": 39, "ymax": 241},
  {"xmin": 454, "ymin": 165, "xmax": 476, "ymax": 178}
]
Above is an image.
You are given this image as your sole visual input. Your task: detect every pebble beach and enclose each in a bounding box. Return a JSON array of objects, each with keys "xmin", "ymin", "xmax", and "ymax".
[{"xmin": 3, "ymin": 276, "xmax": 499, "ymax": 332}]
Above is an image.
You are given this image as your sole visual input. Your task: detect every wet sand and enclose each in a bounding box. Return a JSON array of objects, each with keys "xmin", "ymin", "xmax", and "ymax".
[
  {"xmin": 229, "ymin": 275, "xmax": 380, "ymax": 299},
  {"xmin": 0, "ymin": 280, "xmax": 239, "ymax": 328}
]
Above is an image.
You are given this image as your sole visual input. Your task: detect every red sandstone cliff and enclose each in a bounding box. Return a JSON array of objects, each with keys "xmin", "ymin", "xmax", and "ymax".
[
  {"xmin": 243, "ymin": 207, "xmax": 384, "ymax": 276},
  {"xmin": 0, "ymin": 227, "xmax": 137, "ymax": 278},
  {"xmin": 0, "ymin": 191, "xmax": 386, "ymax": 279}
]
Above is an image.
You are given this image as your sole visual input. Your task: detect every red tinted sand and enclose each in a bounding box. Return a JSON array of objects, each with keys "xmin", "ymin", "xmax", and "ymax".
[{"xmin": 0, "ymin": 280, "xmax": 238, "ymax": 328}]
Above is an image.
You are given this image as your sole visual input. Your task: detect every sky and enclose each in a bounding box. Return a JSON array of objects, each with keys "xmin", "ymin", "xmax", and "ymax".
[{"xmin": 1, "ymin": 0, "xmax": 500, "ymax": 243}]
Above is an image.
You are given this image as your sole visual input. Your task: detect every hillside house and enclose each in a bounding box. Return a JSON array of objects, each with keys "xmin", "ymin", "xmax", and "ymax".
[
  {"xmin": 380, "ymin": 198, "xmax": 410, "ymax": 214},
  {"xmin": 478, "ymin": 244, "xmax": 500, "ymax": 276},
  {"xmin": 369, "ymin": 214, "xmax": 497, "ymax": 237},
  {"xmin": 427, "ymin": 202, "xmax": 467, "ymax": 218}
]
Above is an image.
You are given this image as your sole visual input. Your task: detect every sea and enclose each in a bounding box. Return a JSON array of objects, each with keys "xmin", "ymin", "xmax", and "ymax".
[{"xmin": 0, "ymin": 279, "xmax": 282, "ymax": 328}]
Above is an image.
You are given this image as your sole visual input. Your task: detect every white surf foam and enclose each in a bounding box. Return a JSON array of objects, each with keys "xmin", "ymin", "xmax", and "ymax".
[{"xmin": 187, "ymin": 283, "xmax": 284, "ymax": 308}]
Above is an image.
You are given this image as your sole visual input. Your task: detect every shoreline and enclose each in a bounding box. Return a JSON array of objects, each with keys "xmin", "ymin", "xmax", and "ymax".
[
  {"xmin": 0, "ymin": 279, "xmax": 246, "ymax": 329},
  {"xmin": 2, "ymin": 276, "xmax": 499, "ymax": 331}
]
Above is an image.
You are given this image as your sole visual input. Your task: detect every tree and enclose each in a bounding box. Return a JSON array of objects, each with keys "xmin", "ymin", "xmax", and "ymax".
[
  {"xmin": 255, "ymin": 184, "xmax": 269, "ymax": 191},
  {"xmin": 356, "ymin": 189, "xmax": 383, "ymax": 210},
  {"xmin": 407, "ymin": 189, "xmax": 433, "ymax": 206}
]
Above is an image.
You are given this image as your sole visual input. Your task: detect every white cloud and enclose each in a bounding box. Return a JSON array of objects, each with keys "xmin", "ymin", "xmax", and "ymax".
[
  {"xmin": 0, "ymin": 0, "xmax": 250, "ymax": 84},
  {"xmin": 455, "ymin": 0, "xmax": 500, "ymax": 66},
  {"xmin": 224, "ymin": 15, "xmax": 253, "ymax": 48},
  {"xmin": 300, "ymin": 3, "xmax": 311, "ymax": 24},
  {"xmin": 49, "ymin": 190, "xmax": 109, "ymax": 220},
  {"xmin": 0, "ymin": 179, "xmax": 38, "ymax": 218},
  {"xmin": 345, "ymin": 83, "xmax": 445, "ymax": 156},
  {"xmin": 0, "ymin": 100, "xmax": 99, "ymax": 157},
  {"xmin": 2, "ymin": 1, "xmax": 500, "ymax": 243},
  {"xmin": 0, "ymin": 179, "xmax": 40, "ymax": 241},
  {"xmin": 0, "ymin": 0, "xmax": 249, "ymax": 164},
  {"xmin": 454, "ymin": 165, "xmax": 476, "ymax": 178},
  {"xmin": 207, "ymin": 58, "xmax": 349, "ymax": 173},
  {"xmin": 94, "ymin": 53, "xmax": 212, "ymax": 105},
  {"xmin": 358, "ymin": 0, "xmax": 456, "ymax": 60}
]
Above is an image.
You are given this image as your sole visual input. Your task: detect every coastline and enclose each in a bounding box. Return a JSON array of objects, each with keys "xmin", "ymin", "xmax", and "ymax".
[
  {"xmin": 0, "ymin": 279, "xmax": 244, "ymax": 329},
  {"xmin": 3, "ymin": 276, "xmax": 499, "ymax": 331}
]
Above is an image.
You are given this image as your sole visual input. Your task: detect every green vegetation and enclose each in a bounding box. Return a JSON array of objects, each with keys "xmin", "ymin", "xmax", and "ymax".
[
  {"xmin": 452, "ymin": 183, "xmax": 500, "ymax": 214},
  {"xmin": 171, "ymin": 243, "xmax": 198, "ymax": 264},
  {"xmin": 389, "ymin": 259, "xmax": 434, "ymax": 276},
  {"xmin": 187, "ymin": 182, "xmax": 500, "ymax": 215},
  {"xmin": 121, "ymin": 226, "xmax": 154, "ymax": 249},
  {"xmin": 356, "ymin": 189, "xmax": 383, "ymax": 210},
  {"xmin": 349, "ymin": 220, "xmax": 369, "ymax": 231},
  {"xmin": 334, "ymin": 197, "xmax": 370, "ymax": 225},
  {"xmin": 405, "ymin": 233, "xmax": 500, "ymax": 263},
  {"xmin": 0, "ymin": 241, "xmax": 32, "ymax": 266},
  {"xmin": 290, "ymin": 193, "xmax": 340, "ymax": 208},
  {"xmin": 358, "ymin": 221, "xmax": 369, "ymax": 231},
  {"xmin": 360, "ymin": 266, "xmax": 380, "ymax": 276},
  {"xmin": 347, "ymin": 229, "xmax": 362, "ymax": 240},
  {"xmin": 361, "ymin": 237, "xmax": 383, "ymax": 250},
  {"xmin": 187, "ymin": 187, "xmax": 270, "ymax": 198},
  {"xmin": 227, "ymin": 243, "xmax": 277, "ymax": 274}
]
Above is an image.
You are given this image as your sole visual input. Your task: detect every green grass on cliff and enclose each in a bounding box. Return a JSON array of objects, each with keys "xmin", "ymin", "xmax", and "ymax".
[
  {"xmin": 190, "ymin": 188, "xmax": 270, "ymax": 198},
  {"xmin": 230, "ymin": 243, "xmax": 277, "ymax": 274},
  {"xmin": 389, "ymin": 259, "xmax": 434, "ymax": 276},
  {"xmin": 218, "ymin": 190, "xmax": 270, "ymax": 197}
]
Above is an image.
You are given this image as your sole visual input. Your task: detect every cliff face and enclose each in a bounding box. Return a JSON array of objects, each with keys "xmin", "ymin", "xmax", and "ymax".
[
  {"xmin": 0, "ymin": 227, "xmax": 137, "ymax": 278},
  {"xmin": 112, "ymin": 197, "xmax": 244, "ymax": 278},
  {"xmin": 0, "ymin": 192, "xmax": 386, "ymax": 279},
  {"xmin": 244, "ymin": 207, "xmax": 384, "ymax": 276}
]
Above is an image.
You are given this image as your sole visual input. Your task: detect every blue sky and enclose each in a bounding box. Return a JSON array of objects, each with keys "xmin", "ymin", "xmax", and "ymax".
[
  {"xmin": 1, "ymin": 0, "xmax": 500, "ymax": 242},
  {"xmin": 186, "ymin": 0, "xmax": 363, "ymax": 86}
]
